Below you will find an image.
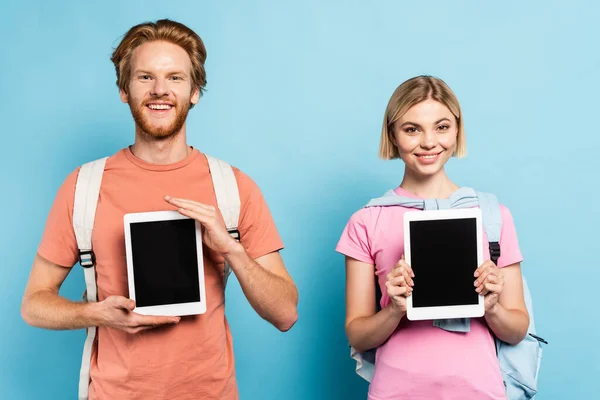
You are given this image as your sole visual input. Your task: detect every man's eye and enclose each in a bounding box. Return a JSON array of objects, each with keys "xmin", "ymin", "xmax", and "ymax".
[
  {"xmin": 139, "ymin": 75, "xmax": 152, "ymax": 80},
  {"xmin": 170, "ymin": 76, "xmax": 182, "ymax": 81}
]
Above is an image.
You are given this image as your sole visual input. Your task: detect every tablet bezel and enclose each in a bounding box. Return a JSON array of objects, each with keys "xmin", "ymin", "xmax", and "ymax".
[
  {"xmin": 404, "ymin": 208, "xmax": 484, "ymax": 321},
  {"xmin": 123, "ymin": 210, "xmax": 206, "ymax": 316}
]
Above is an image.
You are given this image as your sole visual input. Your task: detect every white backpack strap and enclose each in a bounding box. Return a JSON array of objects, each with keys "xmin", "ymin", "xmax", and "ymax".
[
  {"xmin": 72, "ymin": 157, "xmax": 107, "ymax": 400},
  {"xmin": 206, "ymin": 155, "xmax": 241, "ymax": 288}
]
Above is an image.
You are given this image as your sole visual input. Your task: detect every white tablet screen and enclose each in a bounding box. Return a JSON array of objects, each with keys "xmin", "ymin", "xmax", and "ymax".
[
  {"xmin": 129, "ymin": 219, "xmax": 201, "ymax": 307},
  {"xmin": 409, "ymin": 217, "xmax": 478, "ymax": 308}
]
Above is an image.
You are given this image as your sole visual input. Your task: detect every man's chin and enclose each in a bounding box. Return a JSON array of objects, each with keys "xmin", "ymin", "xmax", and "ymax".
[
  {"xmin": 130, "ymin": 103, "xmax": 190, "ymax": 141},
  {"xmin": 136, "ymin": 120, "xmax": 181, "ymax": 139},
  {"xmin": 142, "ymin": 128, "xmax": 179, "ymax": 140}
]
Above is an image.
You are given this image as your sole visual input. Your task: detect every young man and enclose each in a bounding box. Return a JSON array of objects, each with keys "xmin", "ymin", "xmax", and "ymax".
[{"xmin": 21, "ymin": 19, "xmax": 298, "ymax": 400}]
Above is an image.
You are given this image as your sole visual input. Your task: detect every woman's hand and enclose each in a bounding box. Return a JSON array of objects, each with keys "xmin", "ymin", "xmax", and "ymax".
[
  {"xmin": 474, "ymin": 260, "xmax": 505, "ymax": 313},
  {"xmin": 385, "ymin": 257, "xmax": 414, "ymax": 315}
]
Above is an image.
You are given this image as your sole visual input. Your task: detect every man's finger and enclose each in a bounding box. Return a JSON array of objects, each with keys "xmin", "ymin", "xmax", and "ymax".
[
  {"xmin": 177, "ymin": 208, "xmax": 218, "ymax": 227},
  {"xmin": 132, "ymin": 314, "xmax": 181, "ymax": 327},
  {"xmin": 165, "ymin": 196, "xmax": 215, "ymax": 212},
  {"xmin": 107, "ymin": 296, "xmax": 136, "ymax": 311}
]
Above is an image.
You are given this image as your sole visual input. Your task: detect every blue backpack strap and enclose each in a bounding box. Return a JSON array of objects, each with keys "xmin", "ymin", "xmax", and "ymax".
[
  {"xmin": 476, "ymin": 191, "xmax": 546, "ymax": 399},
  {"xmin": 475, "ymin": 191, "xmax": 502, "ymax": 264}
]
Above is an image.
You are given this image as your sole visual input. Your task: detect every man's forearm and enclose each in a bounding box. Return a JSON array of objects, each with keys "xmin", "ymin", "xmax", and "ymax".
[
  {"xmin": 224, "ymin": 244, "xmax": 298, "ymax": 331},
  {"xmin": 21, "ymin": 290, "xmax": 98, "ymax": 330}
]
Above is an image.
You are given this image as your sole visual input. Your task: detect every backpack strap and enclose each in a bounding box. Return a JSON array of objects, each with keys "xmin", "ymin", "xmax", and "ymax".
[
  {"xmin": 72, "ymin": 157, "xmax": 107, "ymax": 400},
  {"xmin": 206, "ymin": 155, "xmax": 241, "ymax": 288},
  {"xmin": 475, "ymin": 191, "xmax": 502, "ymax": 265},
  {"xmin": 476, "ymin": 191, "xmax": 547, "ymax": 397}
]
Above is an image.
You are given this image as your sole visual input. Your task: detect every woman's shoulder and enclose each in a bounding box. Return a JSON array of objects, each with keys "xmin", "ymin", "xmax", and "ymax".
[
  {"xmin": 498, "ymin": 203, "xmax": 516, "ymax": 224},
  {"xmin": 347, "ymin": 203, "xmax": 405, "ymax": 227}
]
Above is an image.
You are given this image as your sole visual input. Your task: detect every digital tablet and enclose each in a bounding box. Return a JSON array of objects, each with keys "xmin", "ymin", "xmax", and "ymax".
[
  {"xmin": 123, "ymin": 211, "xmax": 206, "ymax": 316},
  {"xmin": 404, "ymin": 208, "xmax": 484, "ymax": 321}
]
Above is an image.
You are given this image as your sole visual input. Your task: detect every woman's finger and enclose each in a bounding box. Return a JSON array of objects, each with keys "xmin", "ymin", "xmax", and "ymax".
[
  {"xmin": 398, "ymin": 259, "xmax": 415, "ymax": 278},
  {"xmin": 388, "ymin": 284, "xmax": 410, "ymax": 298},
  {"xmin": 474, "ymin": 260, "xmax": 495, "ymax": 278},
  {"xmin": 388, "ymin": 275, "xmax": 410, "ymax": 288},
  {"xmin": 474, "ymin": 266, "xmax": 496, "ymax": 289},
  {"xmin": 484, "ymin": 282, "xmax": 502, "ymax": 295}
]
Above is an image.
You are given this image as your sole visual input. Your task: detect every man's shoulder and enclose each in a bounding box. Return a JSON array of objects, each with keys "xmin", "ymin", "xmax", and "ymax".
[
  {"xmin": 198, "ymin": 153, "xmax": 261, "ymax": 196},
  {"xmin": 74, "ymin": 148, "xmax": 126, "ymax": 173}
]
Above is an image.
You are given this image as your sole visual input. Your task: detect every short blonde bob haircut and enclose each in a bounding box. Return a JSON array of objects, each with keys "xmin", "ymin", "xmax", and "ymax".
[
  {"xmin": 379, "ymin": 75, "xmax": 466, "ymax": 159},
  {"xmin": 111, "ymin": 19, "xmax": 207, "ymax": 97}
]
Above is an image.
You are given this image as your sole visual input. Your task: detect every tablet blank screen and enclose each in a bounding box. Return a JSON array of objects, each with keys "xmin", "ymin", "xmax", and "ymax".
[
  {"xmin": 130, "ymin": 219, "xmax": 201, "ymax": 307},
  {"xmin": 409, "ymin": 218, "xmax": 478, "ymax": 308}
]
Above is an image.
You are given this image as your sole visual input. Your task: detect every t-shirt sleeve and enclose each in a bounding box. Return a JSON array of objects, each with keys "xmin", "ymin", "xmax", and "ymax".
[
  {"xmin": 234, "ymin": 169, "xmax": 284, "ymax": 260},
  {"xmin": 37, "ymin": 169, "xmax": 80, "ymax": 268},
  {"xmin": 497, "ymin": 204, "xmax": 523, "ymax": 268},
  {"xmin": 335, "ymin": 209, "xmax": 374, "ymax": 264}
]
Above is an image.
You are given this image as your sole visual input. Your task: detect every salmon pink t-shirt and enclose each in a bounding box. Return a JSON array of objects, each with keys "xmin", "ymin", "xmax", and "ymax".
[
  {"xmin": 38, "ymin": 148, "xmax": 283, "ymax": 400},
  {"xmin": 336, "ymin": 187, "xmax": 523, "ymax": 400}
]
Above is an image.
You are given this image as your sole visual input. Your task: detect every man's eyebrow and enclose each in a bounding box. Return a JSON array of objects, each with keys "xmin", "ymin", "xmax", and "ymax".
[{"xmin": 132, "ymin": 70, "xmax": 189, "ymax": 76}]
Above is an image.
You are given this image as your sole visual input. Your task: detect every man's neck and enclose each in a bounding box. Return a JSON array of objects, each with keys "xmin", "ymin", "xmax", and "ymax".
[{"xmin": 131, "ymin": 128, "xmax": 191, "ymax": 165}]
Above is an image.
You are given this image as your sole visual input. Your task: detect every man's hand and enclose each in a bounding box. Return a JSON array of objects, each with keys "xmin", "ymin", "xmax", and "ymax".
[
  {"xmin": 93, "ymin": 296, "xmax": 180, "ymax": 334},
  {"xmin": 474, "ymin": 260, "xmax": 505, "ymax": 313},
  {"xmin": 164, "ymin": 196, "xmax": 298, "ymax": 332},
  {"xmin": 164, "ymin": 196, "xmax": 238, "ymax": 256}
]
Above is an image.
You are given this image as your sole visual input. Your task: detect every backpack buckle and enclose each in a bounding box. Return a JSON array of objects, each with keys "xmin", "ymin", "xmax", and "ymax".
[
  {"xmin": 489, "ymin": 242, "xmax": 501, "ymax": 265},
  {"xmin": 228, "ymin": 229, "xmax": 240, "ymax": 242},
  {"xmin": 79, "ymin": 250, "xmax": 96, "ymax": 268},
  {"xmin": 529, "ymin": 333, "xmax": 548, "ymax": 344}
]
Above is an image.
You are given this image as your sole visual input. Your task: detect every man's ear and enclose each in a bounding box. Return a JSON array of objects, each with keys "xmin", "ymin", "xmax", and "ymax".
[
  {"xmin": 120, "ymin": 88, "xmax": 129, "ymax": 104},
  {"xmin": 190, "ymin": 87, "xmax": 200, "ymax": 105}
]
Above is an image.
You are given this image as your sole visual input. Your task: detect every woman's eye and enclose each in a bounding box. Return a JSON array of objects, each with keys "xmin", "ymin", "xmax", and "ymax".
[
  {"xmin": 437, "ymin": 125, "xmax": 449, "ymax": 131},
  {"xmin": 405, "ymin": 127, "xmax": 417, "ymax": 134}
]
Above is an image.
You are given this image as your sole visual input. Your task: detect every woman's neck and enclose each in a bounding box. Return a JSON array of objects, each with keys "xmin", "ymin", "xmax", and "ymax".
[{"xmin": 399, "ymin": 168, "xmax": 459, "ymax": 199}]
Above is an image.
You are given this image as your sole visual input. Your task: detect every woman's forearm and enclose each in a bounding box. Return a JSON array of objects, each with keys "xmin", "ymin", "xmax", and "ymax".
[
  {"xmin": 347, "ymin": 304, "xmax": 404, "ymax": 352},
  {"xmin": 485, "ymin": 303, "xmax": 529, "ymax": 344}
]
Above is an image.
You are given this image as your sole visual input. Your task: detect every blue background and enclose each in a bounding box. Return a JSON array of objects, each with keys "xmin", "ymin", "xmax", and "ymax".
[{"xmin": 1, "ymin": 1, "xmax": 598, "ymax": 398}]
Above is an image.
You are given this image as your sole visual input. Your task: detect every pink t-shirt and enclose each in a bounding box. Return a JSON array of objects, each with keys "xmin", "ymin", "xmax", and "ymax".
[{"xmin": 336, "ymin": 187, "xmax": 523, "ymax": 400}]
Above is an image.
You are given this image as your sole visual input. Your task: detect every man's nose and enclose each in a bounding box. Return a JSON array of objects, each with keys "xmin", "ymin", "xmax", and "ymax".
[{"xmin": 150, "ymin": 78, "xmax": 168, "ymax": 97}]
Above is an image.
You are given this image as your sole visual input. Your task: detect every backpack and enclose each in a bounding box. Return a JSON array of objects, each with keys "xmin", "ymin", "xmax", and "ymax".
[
  {"xmin": 72, "ymin": 154, "xmax": 240, "ymax": 400},
  {"xmin": 351, "ymin": 187, "xmax": 547, "ymax": 399}
]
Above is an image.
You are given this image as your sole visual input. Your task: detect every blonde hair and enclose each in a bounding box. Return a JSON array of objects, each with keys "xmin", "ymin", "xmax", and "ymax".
[
  {"xmin": 111, "ymin": 19, "xmax": 207, "ymax": 98},
  {"xmin": 379, "ymin": 75, "xmax": 466, "ymax": 159}
]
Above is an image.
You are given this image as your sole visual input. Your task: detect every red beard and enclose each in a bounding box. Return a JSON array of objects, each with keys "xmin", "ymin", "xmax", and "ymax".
[{"xmin": 128, "ymin": 97, "xmax": 191, "ymax": 140}]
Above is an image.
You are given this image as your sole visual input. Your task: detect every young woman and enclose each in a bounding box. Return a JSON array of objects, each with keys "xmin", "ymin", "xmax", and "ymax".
[{"xmin": 336, "ymin": 76, "xmax": 529, "ymax": 400}]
